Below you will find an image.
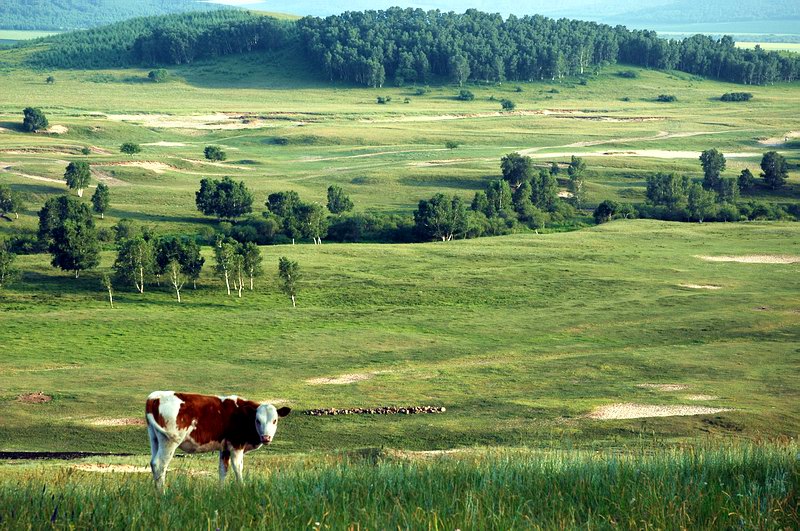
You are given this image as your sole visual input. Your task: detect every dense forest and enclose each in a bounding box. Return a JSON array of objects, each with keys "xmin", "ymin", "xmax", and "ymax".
[
  {"xmin": 23, "ymin": 9, "xmax": 800, "ymax": 86},
  {"xmin": 26, "ymin": 11, "xmax": 294, "ymax": 68},
  {"xmin": 0, "ymin": 0, "xmax": 217, "ymax": 31}
]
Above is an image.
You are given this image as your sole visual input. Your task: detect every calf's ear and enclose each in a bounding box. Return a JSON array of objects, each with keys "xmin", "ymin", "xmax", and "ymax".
[{"xmin": 277, "ymin": 406, "xmax": 292, "ymax": 418}]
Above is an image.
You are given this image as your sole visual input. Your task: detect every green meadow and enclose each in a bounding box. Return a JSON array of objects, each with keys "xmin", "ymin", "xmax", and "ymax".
[{"xmin": 0, "ymin": 42, "xmax": 798, "ymax": 527}]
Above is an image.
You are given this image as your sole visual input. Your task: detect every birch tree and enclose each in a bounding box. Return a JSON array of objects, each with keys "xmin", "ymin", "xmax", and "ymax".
[
  {"xmin": 114, "ymin": 236, "xmax": 153, "ymax": 293},
  {"xmin": 101, "ymin": 273, "xmax": 114, "ymax": 308},
  {"xmin": 240, "ymin": 242, "xmax": 262, "ymax": 290},
  {"xmin": 166, "ymin": 259, "xmax": 186, "ymax": 303},
  {"xmin": 278, "ymin": 256, "xmax": 299, "ymax": 307},
  {"xmin": 214, "ymin": 237, "xmax": 238, "ymax": 295},
  {"xmin": 0, "ymin": 242, "xmax": 16, "ymax": 289}
]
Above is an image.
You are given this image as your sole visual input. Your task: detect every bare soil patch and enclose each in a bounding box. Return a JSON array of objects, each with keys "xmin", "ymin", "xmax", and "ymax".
[
  {"xmin": 685, "ymin": 394, "xmax": 720, "ymax": 401},
  {"xmin": 758, "ymin": 131, "xmax": 800, "ymax": 146},
  {"xmin": 678, "ymin": 284, "xmax": 722, "ymax": 290},
  {"xmin": 306, "ymin": 371, "xmax": 391, "ymax": 385},
  {"xmin": 698, "ymin": 255, "xmax": 800, "ymax": 264},
  {"xmin": 587, "ymin": 403, "xmax": 731, "ymax": 420},
  {"xmin": 636, "ymin": 384, "xmax": 688, "ymax": 391},
  {"xmin": 142, "ymin": 141, "xmax": 189, "ymax": 147},
  {"xmin": 102, "ymin": 113, "xmax": 300, "ymax": 130},
  {"xmin": 104, "ymin": 161, "xmax": 174, "ymax": 174},
  {"xmin": 16, "ymin": 392, "xmax": 52, "ymax": 404},
  {"xmin": 360, "ymin": 110, "xmax": 662, "ymax": 124},
  {"xmin": 89, "ymin": 417, "xmax": 146, "ymax": 427},
  {"xmin": 91, "ymin": 169, "xmax": 129, "ymax": 186},
  {"xmin": 38, "ymin": 125, "xmax": 68, "ymax": 135}
]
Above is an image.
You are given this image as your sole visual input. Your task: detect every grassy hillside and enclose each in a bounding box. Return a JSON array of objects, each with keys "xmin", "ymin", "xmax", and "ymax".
[{"xmin": 1, "ymin": 220, "xmax": 798, "ymax": 452}]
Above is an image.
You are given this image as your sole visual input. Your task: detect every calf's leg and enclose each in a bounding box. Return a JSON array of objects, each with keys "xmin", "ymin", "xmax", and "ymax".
[
  {"xmin": 231, "ymin": 448, "xmax": 245, "ymax": 483},
  {"xmin": 219, "ymin": 448, "xmax": 231, "ymax": 483}
]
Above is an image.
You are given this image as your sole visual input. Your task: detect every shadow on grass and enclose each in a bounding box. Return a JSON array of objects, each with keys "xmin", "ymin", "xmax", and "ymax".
[
  {"xmin": 110, "ymin": 209, "xmax": 211, "ymax": 226},
  {"xmin": 0, "ymin": 121, "xmax": 25, "ymax": 132}
]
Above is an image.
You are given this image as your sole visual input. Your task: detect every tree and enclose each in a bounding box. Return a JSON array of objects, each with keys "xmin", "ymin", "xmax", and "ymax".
[
  {"xmin": 326, "ymin": 185, "xmax": 354, "ymax": 214},
  {"xmin": 195, "ymin": 177, "xmax": 253, "ymax": 220},
  {"xmin": 687, "ymin": 183, "xmax": 717, "ymax": 223},
  {"xmin": 64, "ymin": 161, "xmax": 91, "ymax": 197},
  {"xmin": 646, "ymin": 173, "xmax": 690, "ymax": 210},
  {"xmin": 214, "ymin": 237, "xmax": 238, "ymax": 295},
  {"xmin": 165, "ymin": 259, "xmax": 187, "ymax": 303},
  {"xmin": 450, "ymin": 54, "xmax": 470, "ymax": 86},
  {"xmin": 716, "ymin": 178, "xmax": 739, "ymax": 204},
  {"xmin": 181, "ymin": 239, "xmax": 205, "ymax": 289},
  {"xmin": 760, "ymin": 151, "xmax": 788, "ymax": 190},
  {"xmin": 230, "ymin": 253, "xmax": 245, "ymax": 298},
  {"xmin": 240, "ymin": 242, "xmax": 262, "ymax": 291},
  {"xmin": 594, "ymin": 200, "xmax": 619, "ymax": 224},
  {"xmin": 500, "ymin": 152, "xmax": 534, "ymax": 190},
  {"xmin": 500, "ymin": 99, "xmax": 516, "ymax": 111},
  {"xmin": 567, "ymin": 156, "xmax": 587, "ymax": 208},
  {"xmin": 266, "ymin": 191, "xmax": 302, "ymax": 244},
  {"xmin": 0, "ymin": 241, "xmax": 16, "ymax": 289},
  {"xmin": 456, "ymin": 89, "xmax": 475, "ymax": 101},
  {"xmin": 738, "ymin": 168, "xmax": 756, "ymax": 192},
  {"xmin": 204, "ymin": 146, "xmax": 226, "ymax": 162},
  {"xmin": 148, "ymin": 69, "xmax": 168, "ymax": 83},
  {"xmin": 299, "ymin": 203, "xmax": 328, "ymax": 244},
  {"xmin": 278, "ymin": 256, "xmax": 299, "ymax": 307},
  {"xmin": 101, "ymin": 273, "xmax": 114, "ymax": 308},
  {"xmin": 549, "ymin": 162, "xmax": 560, "ymax": 176},
  {"xmin": 414, "ymin": 194, "xmax": 468, "ymax": 241},
  {"xmin": 46, "ymin": 76, "xmax": 55, "ymax": 84},
  {"xmin": 38, "ymin": 196, "xmax": 99, "ymax": 278},
  {"xmin": 699, "ymin": 149, "xmax": 726, "ymax": 191},
  {"xmin": 120, "ymin": 143, "xmax": 141, "ymax": 155},
  {"xmin": 531, "ymin": 170, "xmax": 559, "ymax": 212},
  {"xmin": 81, "ymin": 147, "xmax": 91, "ymax": 156},
  {"xmin": 114, "ymin": 236, "xmax": 154, "ymax": 293},
  {"xmin": 22, "ymin": 107, "xmax": 48, "ymax": 132},
  {"xmin": 91, "ymin": 183, "xmax": 110, "ymax": 219},
  {"xmin": 0, "ymin": 185, "xmax": 23, "ymax": 220}
]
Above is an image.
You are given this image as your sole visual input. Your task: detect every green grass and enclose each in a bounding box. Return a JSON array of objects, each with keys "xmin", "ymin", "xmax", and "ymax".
[
  {"xmin": 0, "ymin": 444, "xmax": 797, "ymax": 529},
  {"xmin": 735, "ymin": 42, "xmax": 800, "ymax": 52},
  {"xmin": 1, "ymin": 221, "xmax": 798, "ymax": 453},
  {"xmin": 0, "ymin": 30, "xmax": 61, "ymax": 42}
]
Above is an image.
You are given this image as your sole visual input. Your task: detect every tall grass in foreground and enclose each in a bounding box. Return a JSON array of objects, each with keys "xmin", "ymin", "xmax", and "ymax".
[{"xmin": 0, "ymin": 444, "xmax": 797, "ymax": 529}]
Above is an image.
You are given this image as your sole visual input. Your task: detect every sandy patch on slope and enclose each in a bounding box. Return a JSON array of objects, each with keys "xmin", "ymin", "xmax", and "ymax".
[
  {"xmin": 759, "ymin": 131, "xmax": 800, "ymax": 146},
  {"xmin": 685, "ymin": 394, "xmax": 720, "ymax": 401},
  {"xmin": 306, "ymin": 371, "xmax": 390, "ymax": 385},
  {"xmin": 636, "ymin": 384, "xmax": 688, "ymax": 391},
  {"xmin": 698, "ymin": 255, "xmax": 800, "ymax": 264},
  {"xmin": 142, "ymin": 141, "xmax": 189, "ymax": 147},
  {"xmin": 102, "ymin": 113, "xmax": 301, "ymax": 130},
  {"xmin": 91, "ymin": 169, "xmax": 129, "ymax": 186},
  {"xmin": 89, "ymin": 417, "xmax": 146, "ymax": 427},
  {"xmin": 38, "ymin": 125, "xmax": 68, "ymax": 135},
  {"xmin": 587, "ymin": 403, "xmax": 731, "ymax": 420},
  {"xmin": 1, "ymin": 164, "xmax": 66, "ymax": 185},
  {"xmin": 678, "ymin": 284, "xmax": 722, "ymax": 290},
  {"xmin": 105, "ymin": 161, "xmax": 174, "ymax": 174}
]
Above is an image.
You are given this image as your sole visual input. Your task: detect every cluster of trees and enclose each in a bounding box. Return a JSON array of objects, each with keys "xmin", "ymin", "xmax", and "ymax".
[
  {"xmin": 721, "ymin": 92, "xmax": 753, "ymax": 102},
  {"xmin": 413, "ymin": 154, "xmax": 584, "ymax": 241},
  {"xmin": 297, "ymin": 8, "xmax": 800, "ymax": 86},
  {"xmin": 0, "ymin": 184, "xmax": 25, "ymax": 220},
  {"xmin": 22, "ymin": 107, "xmax": 48, "ymax": 132},
  {"xmin": 23, "ymin": 8, "xmax": 799, "ymax": 85},
  {"xmin": 28, "ymin": 11, "xmax": 292, "ymax": 68},
  {"xmin": 195, "ymin": 177, "xmax": 254, "ymax": 221}
]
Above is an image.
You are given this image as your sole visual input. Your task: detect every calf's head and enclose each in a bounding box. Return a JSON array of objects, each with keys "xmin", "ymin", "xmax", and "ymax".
[{"xmin": 255, "ymin": 404, "xmax": 291, "ymax": 444}]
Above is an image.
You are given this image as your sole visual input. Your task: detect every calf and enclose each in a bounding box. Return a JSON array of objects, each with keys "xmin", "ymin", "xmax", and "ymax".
[{"xmin": 145, "ymin": 391, "xmax": 290, "ymax": 490}]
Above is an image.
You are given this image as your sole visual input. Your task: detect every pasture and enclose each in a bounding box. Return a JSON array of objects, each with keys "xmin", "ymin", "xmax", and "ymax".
[{"xmin": 0, "ymin": 50, "xmax": 798, "ymax": 527}]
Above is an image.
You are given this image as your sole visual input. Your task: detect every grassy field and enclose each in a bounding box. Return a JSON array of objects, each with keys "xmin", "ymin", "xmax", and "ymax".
[
  {"xmin": 0, "ymin": 444, "xmax": 797, "ymax": 529},
  {"xmin": 735, "ymin": 42, "xmax": 800, "ymax": 52},
  {"xmin": 0, "ymin": 48, "xmax": 798, "ymax": 527}
]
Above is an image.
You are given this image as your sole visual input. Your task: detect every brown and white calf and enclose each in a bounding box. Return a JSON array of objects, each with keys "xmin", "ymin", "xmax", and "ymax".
[{"xmin": 145, "ymin": 391, "xmax": 290, "ymax": 490}]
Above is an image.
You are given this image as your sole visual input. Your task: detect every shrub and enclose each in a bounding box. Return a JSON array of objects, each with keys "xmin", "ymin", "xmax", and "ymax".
[
  {"xmin": 657, "ymin": 94, "xmax": 677, "ymax": 102},
  {"xmin": 81, "ymin": 147, "xmax": 91, "ymax": 156},
  {"xmin": 500, "ymin": 99, "xmax": 516, "ymax": 111},
  {"xmin": 445, "ymin": 140, "xmax": 460, "ymax": 149},
  {"xmin": 616, "ymin": 70, "xmax": 639, "ymax": 79},
  {"xmin": 22, "ymin": 107, "xmax": 48, "ymax": 132},
  {"xmin": 204, "ymin": 146, "xmax": 226, "ymax": 162},
  {"xmin": 120, "ymin": 142, "xmax": 141, "ymax": 155},
  {"xmin": 376, "ymin": 96, "xmax": 392, "ymax": 104},
  {"xmin": 456, "ymin": 90, "xmax": 475, "ymax": 101},
  {"xmin": 721, "ymin": 92, "xmax": 753, "ymax": 102},
  {"xmin": 148, "ymin": 69, "xmax": 168, "ymax": 83},
  {"xmin": 514, "ymin": 86, "xmax": 523, "ymax": 92},
  {"xmin": 414, "ymin": 87, "xmax": 429, "ymax": 96}
]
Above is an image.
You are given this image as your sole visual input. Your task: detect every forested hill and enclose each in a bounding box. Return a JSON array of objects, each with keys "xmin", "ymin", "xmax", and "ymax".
[
  {"xmin": 21, "ymin": 9, "xmax": 800, "ymax": 86},
  {"xmin": 0, "ymin": 0, "xmax": 219, "ymax": 31}
]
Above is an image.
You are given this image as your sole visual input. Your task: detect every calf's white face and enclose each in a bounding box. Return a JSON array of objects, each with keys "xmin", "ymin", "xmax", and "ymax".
[{"xmin": 255, "ymin": 404, "xmax": 292, "ymax": 444}]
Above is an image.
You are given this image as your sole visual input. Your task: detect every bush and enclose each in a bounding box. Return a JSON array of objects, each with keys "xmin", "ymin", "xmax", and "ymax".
[
  {"xmin": 148, "ymin": 69, "xmax": 168, "ymax": 83},
  {"xmin": 120, "ymin": 142, "xmax": 141, "ymax": 155},
  {"xmin": 657, "ymin": 94, "xmax": 677, "ymax": 102},
  {"xmin": 376, "ymin": 96, "xmax": 392, "ymax": 104},
  {"xmin": 445, "ymin": 140, "xmax": 460, "ymax": 149},
  {"xmin": 271, "ymin": 137, "xmax": 289, "ymax": 145},
  {"xmin": 616, "ymin": 70, "xmax": 639, "ymax": 79},
  {"xmin": 456, "ymin": 90, "xmax": 475, "ymax": 101},
  {"xmin": 81, "ymin": 147, "xmax": 91, "ymax": 156},
  {"xmin": 414, "ymin": 87, "xmax": 429, "ymax": 96},
  {"xmin": 500, "ymin": 99, "xmax": 516, "ymax": 111},
  {"xmin": 204, "ymin": 146, "xmax": 226, "ymax": 162},
  {"xmin": 22, "ymin": 107, "xmax": 48, "ymax": 132},
  {"xmin": 514, "ymin": 86, "xmax": 523, "ymax": 92},
  {"xmin": 721, "ymin": 92, "xmax": 753, "ymax": 102}
]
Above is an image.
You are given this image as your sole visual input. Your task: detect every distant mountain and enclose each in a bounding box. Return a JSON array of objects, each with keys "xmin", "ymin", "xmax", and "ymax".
[
  {"xmin": 611, "ymin": 0, "xmax": 800, "ymax": 25},
  {"xmin": 0, "ymin": 0, "xmax": 219, "ymax": 31}
]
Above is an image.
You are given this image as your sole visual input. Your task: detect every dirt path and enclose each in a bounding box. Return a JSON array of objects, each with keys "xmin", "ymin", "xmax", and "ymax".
[
  {"xmin": 360, "ymin": 110, "xmax": 663, "ymax": 124},
  {"xmin": 698, "ymin": 255, "xmax": 800, "ymax": 264},
  {"xmin": 1, "ymin": 164, "xmax": 67, "ymax": 185},
  {"xmin": 759, "ymin": 131, "xmax": 800, "ymax": 146}
]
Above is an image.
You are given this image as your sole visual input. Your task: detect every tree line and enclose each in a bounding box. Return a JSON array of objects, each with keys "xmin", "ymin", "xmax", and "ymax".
[{"xmin": 22, "ymin": 8, "xmax": 799, "ymax": 86}]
